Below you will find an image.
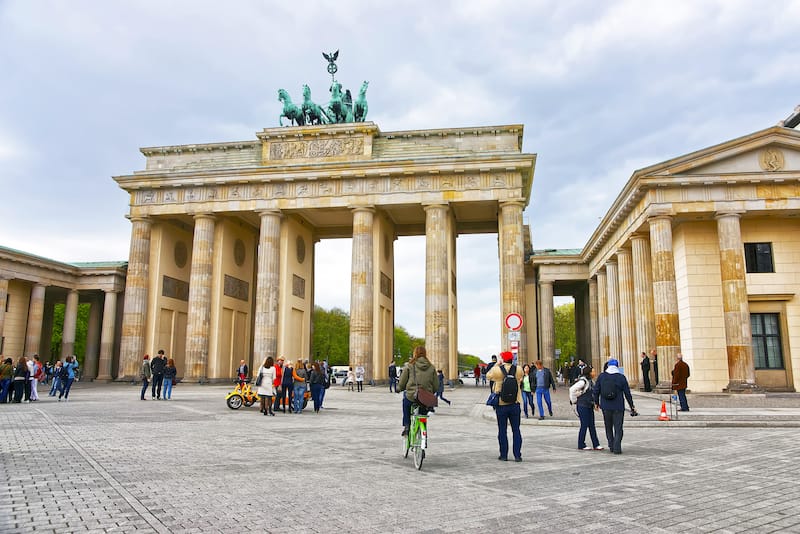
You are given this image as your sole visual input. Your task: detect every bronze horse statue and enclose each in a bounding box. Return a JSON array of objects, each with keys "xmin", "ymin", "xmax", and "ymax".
[
  {"xmin": 302, "ymin": 84, "xmax": 330, "ymax": 125},
  {"xmin": 354, "ymin": 81, "xmax": 368, "ymax": 122},
  {"xmin": 328, "ymin": 82, "xmax": 354, "ymax": 123},
  {"xmin": 278, "ymin": 89, "xmax": 305, "ymax": 126}
]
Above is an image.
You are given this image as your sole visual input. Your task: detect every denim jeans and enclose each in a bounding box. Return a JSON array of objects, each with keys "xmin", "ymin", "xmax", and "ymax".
[
  {"xmin": 152, "ymin": 374, "xmax": 164, "ymax": 398},
  {"xmin": 162, "ymin": 378, "xmax": 173, "ymax": 399},
  {"xmin": 577, "ymin": 404, "xmax": 600, "ymax": 448},
  {"xmin": 536, "ymin": 387, "xmax": 552, "ymax": 415},
  {"xmin": 495, "ymin": 403, "xmax": 522, "ymax": 460},
  {"xmin": 676, "ymin": 389, "xmax": 689, "ymax": 410},
  {"xmin": 49, "ymin": 377, "xmax": 61, "ymax": 396},
  {"xmin": 140, "ymin": 378, "xmax": 149, "ymax": 400},
  {"xmin": 59, "ymin": 378, "xmax": 75, "ymax": 399},
  {"xmin": 310, "ymin": 383, "xmax": 323, "ymax": 412},
  {"xmin": 293, "ymin": 384, "xmax": 306, "ymax": 413},
  {"xmin": 0, "ymin": 378, "xmax": 10, "ymax": 403},
  {"xmin": 522, "ymin": 390, "xmax": 534, "ymax": 417}
]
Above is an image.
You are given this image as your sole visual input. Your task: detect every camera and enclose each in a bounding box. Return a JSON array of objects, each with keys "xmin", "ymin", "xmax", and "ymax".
[{"xmin": 630, "ymin": 408, "xmax": 639, "ymax": 417}]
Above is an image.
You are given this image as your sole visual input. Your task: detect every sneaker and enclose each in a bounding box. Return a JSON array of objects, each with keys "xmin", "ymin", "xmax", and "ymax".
[
  {"xmin": 593, "ymin": 446, "xmax": 605, "ymax": 451},
  {"xmin": 538, "ymin": 416, "xmax": 545, "ymax": 420},
  {"xmin": 401, "ymin": 426, "xmax": 409, "ymax": 437},
  {"xmin": 549, "ymin": 411, "xmax": 553, "ymax": 417},
  {"xmin": 579, "ymin": 446, "xmax": 591, "ymax": 451},
  {"xmin": 514, "ymin": 457, "xmax": 522, "ymax": 462},
  {"xmin": 498, "ymin": 456, "xmax": 508, "ymax": 461}
]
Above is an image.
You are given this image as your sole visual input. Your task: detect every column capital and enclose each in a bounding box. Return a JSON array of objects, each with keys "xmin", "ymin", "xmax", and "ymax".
[
  {"xmin": 349, "ymin": 205, "xmax": 375, "ymax": 213},
  {"xmin": 630, "ymin": 232, "xmax": 649, "ymax": 243},
  {"xmin": 647, "ymin": 213, "xmax": 673, "ymax": 224},
  {"xmin": 539, "ymin": 279, "xmax": 553, "ymax": 288},
  {"xmin": 605, "ymin": 258, "xmax": 618, "ymax": 266},
  {"xmin": 421, "ymin": 202, "xmax": 448, "ymax": 211},
  {"xmin": 192, "ymin": 213, "xmax": 216, "ymax": 222},
  {"xmin": 616, "ymin": 247, "xmax": 631, "ymax": 258},
  {"xmin": 126, "ymin": 215, "xmax": 151, "ymax": 224},
  {"xmin": 714, "ymin": 210, "xmax": 745, "ymax": 221},
  {"xmin": 499, "ymin": 200, "xmax": 526, "ymax": 209},
  {"xmin": 257, "ymin": 209, "xmax": 283, "ymax": 218}
]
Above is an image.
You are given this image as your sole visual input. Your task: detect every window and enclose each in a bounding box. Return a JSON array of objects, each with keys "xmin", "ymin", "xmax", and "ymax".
[
  {"xmin": 751, "ymin": 313, "xmax": 783, "ymax": 369},
  {"xmin": 744, "ymin": 243, "xmax": 774, "ymax": 273}
]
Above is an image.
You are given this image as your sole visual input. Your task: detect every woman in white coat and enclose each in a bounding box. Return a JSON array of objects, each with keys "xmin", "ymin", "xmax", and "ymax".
[{"xmin": 256, "ymin": 357, "xmax": 277, "ymax": 416}]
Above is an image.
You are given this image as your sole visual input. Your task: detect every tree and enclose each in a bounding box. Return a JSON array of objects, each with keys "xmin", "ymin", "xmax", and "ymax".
[
  {"xmin": 553, "ymin": 302, "xmax": 577, "ymax": 368},
  {"xmin": 49, "ymin": 302, "xmax": 90, "ymax": 366}
]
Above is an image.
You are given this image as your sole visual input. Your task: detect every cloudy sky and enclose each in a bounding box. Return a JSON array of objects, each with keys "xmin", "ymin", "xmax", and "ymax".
[{"xmin": 1, "ymin": 0, "xmax": 798, "ymax": 359}]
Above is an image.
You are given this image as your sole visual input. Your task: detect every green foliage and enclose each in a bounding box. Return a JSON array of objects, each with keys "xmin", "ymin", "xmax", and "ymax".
[
  {"xmin": 49, "ymin": 303, "xmax": 90, "ymax": 366},
  {"xmin": 553, "ymin": 302, "xmax": 577, "ymax": 368},
  {"xmin": 458, "ymin": 353, "xmax": 484, "ymax": 371},
  {"xmin": 311, "ymin": 306, "xmax": 350, "ymax": 365}
]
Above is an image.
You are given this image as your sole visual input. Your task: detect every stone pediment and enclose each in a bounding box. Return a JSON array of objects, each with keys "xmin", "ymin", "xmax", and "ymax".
[{"xmin": 640, "ymin": 126, "xmax": 800, "ymax": 179}]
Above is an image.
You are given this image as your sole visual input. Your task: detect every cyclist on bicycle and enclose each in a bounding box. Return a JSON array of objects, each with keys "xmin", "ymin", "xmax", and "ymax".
[{"xmin": 398, "ymin": 346, "xmax": 438, "ymax": 436}]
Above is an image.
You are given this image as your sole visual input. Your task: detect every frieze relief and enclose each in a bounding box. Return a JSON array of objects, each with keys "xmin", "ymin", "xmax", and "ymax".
[
  {"xmin": 133, "ymin": 170, "xmax": 517, "ymax": 207},
  {"xmin": 269, "ymin": 137, "xmax": 364, "ymax": 161}
]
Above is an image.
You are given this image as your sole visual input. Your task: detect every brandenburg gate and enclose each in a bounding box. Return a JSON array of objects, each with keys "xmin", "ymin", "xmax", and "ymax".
[{"xmin": 113, "ymin": 122, "xmax": 536, "ymax": 382}]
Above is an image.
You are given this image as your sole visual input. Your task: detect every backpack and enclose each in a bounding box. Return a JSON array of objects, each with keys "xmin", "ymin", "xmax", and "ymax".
[
  {"xmin": 499, "ymin": 364, "xmax": 519, "ymax": 404},
  {"xmin": 58, "ymin": 365, "xmax": 70, "ymax": 380},
  {"xmin": 600, "ymin": 375, "xmax": 618, "ymax": 400}
]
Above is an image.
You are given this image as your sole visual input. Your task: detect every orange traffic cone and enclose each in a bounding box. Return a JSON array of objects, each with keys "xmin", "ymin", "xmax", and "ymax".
[{"xmin": 658, "ymin": 400, "xmax": 670, "ymax": 421}]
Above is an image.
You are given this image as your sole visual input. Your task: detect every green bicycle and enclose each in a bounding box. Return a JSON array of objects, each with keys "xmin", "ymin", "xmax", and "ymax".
[{"xmin": 403, "ymin": 404, "xmax": 428, "ymax": 470}]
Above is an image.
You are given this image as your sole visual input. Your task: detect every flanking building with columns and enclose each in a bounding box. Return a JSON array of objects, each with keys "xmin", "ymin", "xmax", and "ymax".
[
  {"xmin": 530, "ymin": 123, "xmax": 800, "ymax": 393},
  {"xmin": 0, "ymin": 247, "xmax": 125, "ymax": 379}
]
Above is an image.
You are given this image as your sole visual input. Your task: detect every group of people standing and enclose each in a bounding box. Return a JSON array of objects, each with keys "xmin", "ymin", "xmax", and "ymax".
[
  {"xmin": 251, "ymin": 357, "xmax": 331, "ymax": 415},
  {"xmin": 0, "ymin": 354, "xmax": 79, "ymax": 403},
  {"xmin": 139, "ymin": 350, "xmax": 177, "ymax": 400}
]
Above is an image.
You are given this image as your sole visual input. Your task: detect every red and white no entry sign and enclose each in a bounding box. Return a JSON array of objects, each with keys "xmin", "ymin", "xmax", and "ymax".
[{"xmin": 505, "ymin": 313, "xmax": 523, "ymax": 331}]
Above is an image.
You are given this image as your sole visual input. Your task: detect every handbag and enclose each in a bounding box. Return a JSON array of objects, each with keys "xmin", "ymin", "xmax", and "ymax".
[
  {"xmin": 255, "ymin": 372, "xmax": 263, "ymax": 387},
  {"xmin": 486, "ymin": 392, "xmax": 500, "ymax": 407},
  {"xmin": 412, "ymin": 365, "xmax": 438, "ymax": 408}
]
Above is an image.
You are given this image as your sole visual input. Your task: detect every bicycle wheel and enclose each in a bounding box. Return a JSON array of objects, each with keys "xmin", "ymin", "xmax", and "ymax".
[
  {"xmin": 413, "ymin": 426, "xmax": 425, "ymax": 469},
  {"xmin": 226, "ymin": 394, "xmax": 243, "ymax": 410}
]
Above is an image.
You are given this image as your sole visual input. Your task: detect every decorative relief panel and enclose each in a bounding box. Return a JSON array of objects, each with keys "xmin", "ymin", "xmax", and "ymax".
[
  {"xmin": 269, "ymin": 137, "xmax": 364, "ymax": 160},
  {"xmin": 759, "ymin": 148, "xmax": 785, "ymax": 172},
  {"xmin": 174, "ymin": 242, "xmax": 188, "ymax": 269},
  {"xmin": 292, "ymin": 274, "xmax": 305, "ymax": 299},
  {"xmin": 162, "ymin": 275, "xmax": 189, "ymax": 301},
  {"xmin": 380, "ymin": 272, "xmax": 392, "ymax": 298},
  {"xmin": 233, "ymin": 239, "xmax": 246, "ymax": 267},
  {"xmin": 296, "ymin": 236, "xmax": 306, "ymax": 264},
  {"xmin": 223, "ymin": 274, "xmax": 249, "ymax": 302}
]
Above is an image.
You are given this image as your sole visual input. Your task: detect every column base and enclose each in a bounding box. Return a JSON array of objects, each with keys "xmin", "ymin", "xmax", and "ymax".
[
  {"xmin": 94, "ymin": 376, "xmax": 114, "ymax": 383},
  {"xmin": 653, "ymin": 382, "xmax": 673, "ymax": 394},
  {"xmin": 723, "ymin": 381, "xmax": 764, "ymax": 393}
]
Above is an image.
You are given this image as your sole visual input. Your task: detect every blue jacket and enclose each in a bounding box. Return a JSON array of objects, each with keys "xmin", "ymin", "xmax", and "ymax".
[
  {"xmin": 592, "ymin": 367, "xmax": 634, "ymax": 412},
  {"xmin": 64, "ymin": 361, "xmax": 79, "ymax": 380}
]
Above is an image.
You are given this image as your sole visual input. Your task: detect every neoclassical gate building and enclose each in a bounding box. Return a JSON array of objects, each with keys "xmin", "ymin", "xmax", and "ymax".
[{"xmin": 112, "ymin": 123, "xmax": 536, "ymax": 382}]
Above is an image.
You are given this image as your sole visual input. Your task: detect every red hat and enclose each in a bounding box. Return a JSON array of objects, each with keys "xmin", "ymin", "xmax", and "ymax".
[{"xmin": 500, "ymin": 351, "xmax": 514, "ymax": 362}]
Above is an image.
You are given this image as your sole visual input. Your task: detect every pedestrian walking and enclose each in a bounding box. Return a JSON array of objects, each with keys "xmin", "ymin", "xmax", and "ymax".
[
  {"xmin": 640, "ymin": 352, "xmax": 652, "ymax": 392},
  {"xmin": 388, "ymin": 362, "xmax": 398, "ymax": 392},
  {"xmin": 436, "ymin": 369, "xmax": 451, "ymax": 405},
  {"xmin": 162, "ymin": 358, "xmax": 177, "ymax": 400},
  {"xmin": 569, "ymin": 366, "xmax": 603, "ymax": 450},
  {"xmin": 309, "ymin": 362, "xmax": 325, "ymax": 413},
  {"xmin": 140, "ymin": 355, "xmax": 151, "ymax": 400},
  {"xmin": 486, "ymin": 351, "xmax": 523, "ymax": 462},
  {"xmin": 593, "ymin": 358, "xmax": 637, "ymax": 454},
  {"xmin": 521, "ymin": 364, "xmax": 535, "ymax": 418},
  {"xmin": 533, "ymin": 360, "xmax": 557, "ymax": 420},
  {"xmin": 355, "ymin": 365, "xmax": 365, "ymax": 392},
  {"xmin": 49, "ymin": 361, "xmax": 63, "ymax": 396},
  {"xmin": 672, "ymin": 352, "xmax": 691, "ymax": 411},
  {"xmin": 345, "ymin": 367, "xmax": 355, "ymax": 392},
  {"xmin": 58, "ymin": 355, "xmax": 79, "ymax": 402},
  {"xmin": 255, "ymin": 357, "xmax": 276, "ymax": 416}
]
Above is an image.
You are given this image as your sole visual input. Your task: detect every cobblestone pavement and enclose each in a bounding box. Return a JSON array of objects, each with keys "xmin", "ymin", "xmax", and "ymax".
[{"xmin": 1, "ymin": 381, "xmax": 799, "ymax": 533}]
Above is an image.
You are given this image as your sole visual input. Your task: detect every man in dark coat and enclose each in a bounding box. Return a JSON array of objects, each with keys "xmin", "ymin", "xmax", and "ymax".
[
  {"xmin": 671, "ymin": 352, "xmax": 691, "ymax": 411},
  {"xmin": 640, "ymin": 352, "xmax": 652, "ymax": 392},
  {"xmin": 593, "ymin": 359, "xmax": 637, "ymax": 454},
  {"xmin": 151, "ymin": 350, "xmax": 167, "ymax": 399}
]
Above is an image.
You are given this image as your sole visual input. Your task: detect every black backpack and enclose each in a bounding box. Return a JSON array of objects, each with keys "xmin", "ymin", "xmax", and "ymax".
[
  {"xmin": 600, "ymin": 375, "xmax": 618, "ymax": 400},
  {"xmin": 58, "ymin": 365, "xmax": 70, "ymax": 380},
  {"xmin": 499, "ymin": 364, "xmax": 519, "ymax": 403}
]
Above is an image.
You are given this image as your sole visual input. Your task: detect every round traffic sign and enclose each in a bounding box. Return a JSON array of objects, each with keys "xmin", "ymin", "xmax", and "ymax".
[{"xmin": 505, "ymin": 313, "xmax": 523, "ymax": 331}]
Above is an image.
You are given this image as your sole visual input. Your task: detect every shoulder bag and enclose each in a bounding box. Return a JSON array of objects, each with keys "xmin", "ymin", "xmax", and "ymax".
[{"xmin": 412, "ymin": 365, "xmax": 438, "ymax": 408}]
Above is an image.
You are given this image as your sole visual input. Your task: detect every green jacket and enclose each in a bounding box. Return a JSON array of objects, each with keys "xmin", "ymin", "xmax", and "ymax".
[
  {"xmin": 398, "ymin": 356, "xmax": 438, "ymax": 403},
  {"xmin": 0, "ymin": 362, "xmax": 12, "ymax": 380}
]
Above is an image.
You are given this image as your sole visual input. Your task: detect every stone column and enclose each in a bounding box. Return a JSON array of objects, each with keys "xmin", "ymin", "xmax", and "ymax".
[
  {"xmin": 605, "ymin": 259, "xmax": 621, "ymax": 363},
  {"xmin": 588, "ymin": 278, "xmax": 600, "ymax": 371},
  {"xmin": 499, "ymin": 201, "xmax": 527, "ymax": 362},
  {"xmin": 96, "ymin": 290, "xmax": 118, "ymax": 381},
  {"xmin": 61, "ymin": 289, "xmax": 80, "ymax": 358},
  {"xmin": 649, "ymin": 215, "xmax": 681, "ymax": 387},
  {"xmin": 185, "ymin": 214, "xmax": 216, "ymax": 381},
  {"xmin": 631, "ymin": 234, "xmax": 656, "ymax": 382},
  {"xmin": 350, "ymin": 207, "xmax": 375, "ymax": 379},
  {"xmin": 539, "ymin": 280, "xmax": 554, "ymax": 369},
  {"xmin": 0, "ymin": 277, "xmax": 8, "ymax": 342},
  {"xmin": 118, "ymin": 217, "xmax": 152, "ymax": 379},
  {"xmin": 253, "ymin": 210, "xmax": 282, "ymax": 363},
  {"xmin": 716, "ymin": 212, "xmax": 758, "ymax": 391},
  {"xmin": 424, "ymin": 204, "xmax": 449, "ymax": 370},
  {"xmin": 23, "ymin": 284, "xmax": 46, "ymax": 356},
  {"xmin": 617, "ymin": 249, "xmax": 638, "ymax": 383},
  {"xmin": 83, "ymin": 295, "xmax": 102, "ymax": 379},
  {"xmin": 597, "ymin": 269, "xmax": 609, "ymax": 359}
]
